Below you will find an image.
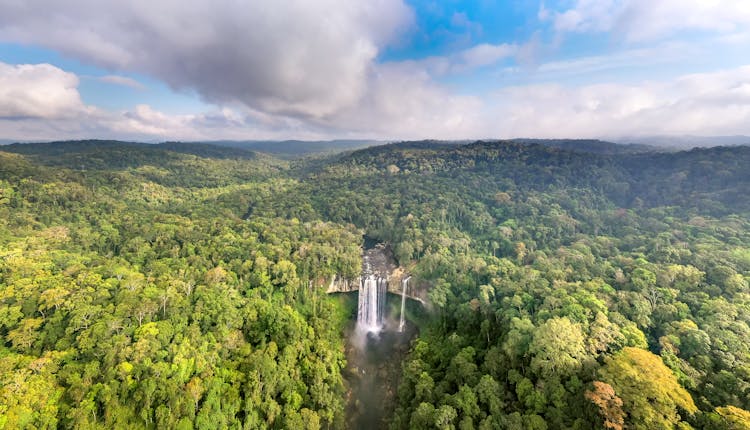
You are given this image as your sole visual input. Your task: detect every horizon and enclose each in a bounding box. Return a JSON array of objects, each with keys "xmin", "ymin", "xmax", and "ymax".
[
  {"xmin": 1, "ymin": 1, "xmax": 749, "ymax": 141},
  {"xmin": 4, "ymin": 135, "xmax": 750, "ymax": 151}
]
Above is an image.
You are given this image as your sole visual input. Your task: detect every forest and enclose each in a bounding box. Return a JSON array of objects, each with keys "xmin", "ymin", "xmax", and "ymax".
[{"xmin": 1, "ymin": 139, "xmax": 749, "ymax": 429}]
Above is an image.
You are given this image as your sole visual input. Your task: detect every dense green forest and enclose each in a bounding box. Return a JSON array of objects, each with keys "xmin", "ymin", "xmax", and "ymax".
[{"xmin": 1, "ymin": 139, "xmax": 750, "ymax": 429}]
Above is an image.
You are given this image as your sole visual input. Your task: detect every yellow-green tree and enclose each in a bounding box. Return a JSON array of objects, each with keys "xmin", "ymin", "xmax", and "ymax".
[
  {"xmin": 716, "ymin": 406, "xmax": 750, "ymax": 430},
  {"xmin": 599, "ymin": 347, "xmax": 697, "ymax": 429}
]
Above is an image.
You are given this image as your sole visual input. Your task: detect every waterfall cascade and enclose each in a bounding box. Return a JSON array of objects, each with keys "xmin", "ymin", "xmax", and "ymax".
[
  {"xmin": 398, "ymin": 276, "xmax": 411, "ymax": 332},
  {"xmin": 357, "ymin": 274, "xmax": 386, "ymax": 333}
]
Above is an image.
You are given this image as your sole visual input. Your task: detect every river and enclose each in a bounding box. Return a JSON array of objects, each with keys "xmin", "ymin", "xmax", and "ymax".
[{"xmin": 344, "ymin": 298, "xmax": 418, "ymax": 429}]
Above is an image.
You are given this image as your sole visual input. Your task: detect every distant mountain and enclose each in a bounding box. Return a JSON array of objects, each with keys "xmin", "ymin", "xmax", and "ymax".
[
  {"xmin": 342, "ymin": 138, "xmax": 659, "ymax": 159},
  {"xmin": 510, "ymin": 138, "xmax": 658, "ymax": 154},
  {"xmin": 615, "ymin": 135, "xmax": 750, "ymax": 149},
  {"xmin": 1, "ymin": 137, "xmax": 664, "ymax": 156},
  {"xmin": 1, "ymin": 139, "xmax": 383, "ymax": 160},
  {"xmin": 355, "ymin": 139, "xmax": 657, "ymax": 159},
  {"xmin": 2, "ymin": 140, "xmax": 259, "ymax": 170},
  {"xmin": 200, "ymin": 139, "xmax": 383, "ymax": 159}
]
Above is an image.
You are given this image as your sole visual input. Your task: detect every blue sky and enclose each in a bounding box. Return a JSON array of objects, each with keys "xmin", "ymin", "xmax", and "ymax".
[{"xmin": 0, "ymin": 0, "xmax": 749, "ymax": 141}]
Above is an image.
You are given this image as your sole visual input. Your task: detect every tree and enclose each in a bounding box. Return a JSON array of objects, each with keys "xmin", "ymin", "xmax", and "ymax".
[
  {"xmin": 715, "ymin": 405, "xmax": 750, "ymax": 430},
  {"xmin": 599, "ymin": 347, "xmax": 697, "ymax": 429},
  {"xmin": 7, "ymin": 318, "xmax": 43, "ymax": 352},
  {"xmin": 410, "ymin": 402, "xmax": 437, "ymax": 430},
  {"xmin": 434, "ymin": 405, "xmax": 458, "ymax": 430},
  {"xmin": 585, "ymin": 381, "xmax": 625, "ymax": 430},
  {"xmin": 529, "ymin": 317, "xmax": 587, "ymax": 378}
]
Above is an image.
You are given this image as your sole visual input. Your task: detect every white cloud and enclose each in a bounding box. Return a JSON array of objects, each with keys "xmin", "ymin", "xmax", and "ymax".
[
  {"xmin": 450, "ymin": 11, "xmax": 484, "ymax": 36},
  {"xmin": 395, "ymin": 42, "xmax": 518, "ymax": 78},
  {"xmin": 118, "ymin": 64, "xmax": 750, "ymax": 140},
  {"xmin": 521, "ymin": 40, "xmax": 696, "ymax": 79},
  {"xmin": 0, "ymin": 0, "xmax": 414, "ymax": 119},
  {"xmin": 328, "ymin": 62, "xmax": 483, "ymax": 139},
  {"xmin": 549, "ymin": 0, "xmax": 750, "ymax": 42},
  {"xmin": 459, "ymin": 43, "xmax": 517, "ymax": 70},
  {"xmin": 538, "ymin": 2, "xmax": 551, "ymax": 22},
  {"xmin": 483, "ymin": 65, "xmax": 750, "ymax": 138},
  {"xmin": 0, "ymin": 56, "xmax": 487, "ymax": 141},
  {"xmin": 0, "ymin": 0, "xmax": 519, "ymax": 137},
  {"xmin": 0, "ymin": 62, "xmax": 89, "ymax": 119},
  {"xmin": 3, "ymin": 60, "xmax": 750, "ymax": 142}
]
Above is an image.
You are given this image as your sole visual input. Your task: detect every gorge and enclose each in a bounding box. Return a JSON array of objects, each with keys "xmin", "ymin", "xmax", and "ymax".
[{"xmin": 344, "ymin": 242, "xmax": 422, "ymax": 429}]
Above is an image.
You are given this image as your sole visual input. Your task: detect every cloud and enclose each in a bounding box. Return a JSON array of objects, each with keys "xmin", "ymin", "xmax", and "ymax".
[
  {"xmin": 519, "ymin": 40, "xmax": 696, "ymax": 79},
  {"xmin": 109, "ymin": 64, "xmax": 750, "ymax": 140},
  {"xmin": 98, "ymin": 75, "xmax": 146, "ymax": 90},
  {"xmin": 3, "ymin": 59, "xmax": 750, "ymax": 142},
  {"xmin": 458, "ymin": 43, "xmax": 517, "ymax": 70},
  {"xmin": 328, "ymin": 62, "xmax": 483, "ymax": 139},
  {"xmin": 0, "ymin": 61, "xmax": 228, "ymax": 141},
  {"xmin": 450, "ymin": 11, "xmax": 484, "ymax": 36},
  {"xmin": 483, "ymin": 65, "xmax": 750, "ymax": 138},
  {"xmin": 0, "ymin": 62, "xmax": 89, "ymax": 119},
  {"xmin": 548, "ymin": 0, "xmax": 750, "ymax": 42},
  {"xmin": 396, "ymin": 42, "xmax": 518, "ymax": 78},
  {"xmin": 0, "ymin": 56, "xmax": 485, "ymax": 141},
  {"xmin": 0, "ymin": 0, "xmax": 414, "ymax": 119}
]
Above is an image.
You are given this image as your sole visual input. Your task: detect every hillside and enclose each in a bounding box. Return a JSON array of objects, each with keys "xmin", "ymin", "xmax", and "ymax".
[{"xmin": 200, "ymin": 140, "xmax": 383, "ymax": 159}]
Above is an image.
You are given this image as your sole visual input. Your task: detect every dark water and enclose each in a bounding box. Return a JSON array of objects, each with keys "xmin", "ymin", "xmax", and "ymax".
[
  {"xmin": 363, "ymin": 235, "xmax": 381, "ymax": 250},
  {"xmin": 344, "ymin": 295, "xmax": 419, "ymax": 430}
]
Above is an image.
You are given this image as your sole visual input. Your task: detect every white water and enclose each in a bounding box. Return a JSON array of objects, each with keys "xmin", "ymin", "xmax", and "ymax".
[
  {"xmin": 357, "ymin": 274, "xmax": 386, "ymax": 333},
  {"xmin": 398, "ymin": 276, "xmax": 410, "ymax": 332}
]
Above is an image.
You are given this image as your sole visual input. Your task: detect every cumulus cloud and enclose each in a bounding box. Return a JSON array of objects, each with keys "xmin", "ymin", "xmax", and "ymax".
[
  {"xmin": 0, "ymin": 62, "xmax": 89, "ymax": 119},
  {"xmin": 0, "ymin": 62, "xmax": 241, "ymax": 141},
  {"xmin": 0, "ymin": 0, "xmax": 508, "ymax": 137},
  {"xmin": 547, "ymin": 0, "xmax": 750, "ymax": 42},
  {"xmin": 0, "ymin": 0, "xmax": 413, "ymax": 119}
]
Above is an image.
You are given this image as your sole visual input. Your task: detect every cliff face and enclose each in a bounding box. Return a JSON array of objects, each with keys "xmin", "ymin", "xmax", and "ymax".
[
  {"xmin": 327, "ymin": 243, "xmax": 426, "ymax": 303},
  {"xmin": 327, "ymin": 274, "xmax": 358, "ymax": 293}
]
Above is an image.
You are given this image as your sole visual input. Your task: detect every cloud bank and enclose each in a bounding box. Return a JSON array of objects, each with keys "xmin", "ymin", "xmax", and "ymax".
[
  {"xmin": 0, "ymin": 1, "xmax": 749, "ymax": 141},
  {"xmin": 3, "ymin": 59, "xmax": 748, "ymax": 141},
  {"xmin": 486, "ymin": 66, "xmax": 750, "ymax": 138}
]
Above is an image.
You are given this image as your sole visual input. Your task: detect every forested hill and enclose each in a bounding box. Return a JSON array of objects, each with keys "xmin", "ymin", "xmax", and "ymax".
[
  {"xmin": 3, "ymin": 140, "xmax": 261, "ymax": 166},
  {"xmin": 0, "ymin": 141, "xmax": 363, "ymax": 429},
  {"xmin": 1, "ymin": 140, "xmax": 750, "ymax": 429},
  {"xmin": 248, "ymin": 140, "xmax": 750, "ymax": 428},
  {"xmin": 322, "ymin": 140, "xmax": 750, "ymax": 213},
  {"xmin": 510, "ymin": 139, "xmax": 657, "ymax": 154},
  {"xmin": 200, "ymin": 139, "xmax": 383, "ymax": 159}
]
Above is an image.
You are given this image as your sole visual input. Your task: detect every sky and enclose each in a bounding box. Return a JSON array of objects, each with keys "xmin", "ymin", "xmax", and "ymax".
[{"xmin": 0, "ymin": 0, "xmax": 749, "ymax": 142}]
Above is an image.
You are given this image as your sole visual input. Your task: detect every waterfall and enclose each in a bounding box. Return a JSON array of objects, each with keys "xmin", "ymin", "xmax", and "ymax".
[
  {"xmin": 398, "ymin": 276, "xmax": 410, "ymax": 332},
  {"xmin": 357, "ymin": 274, "xmax": 386, "ymax": 333}
]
